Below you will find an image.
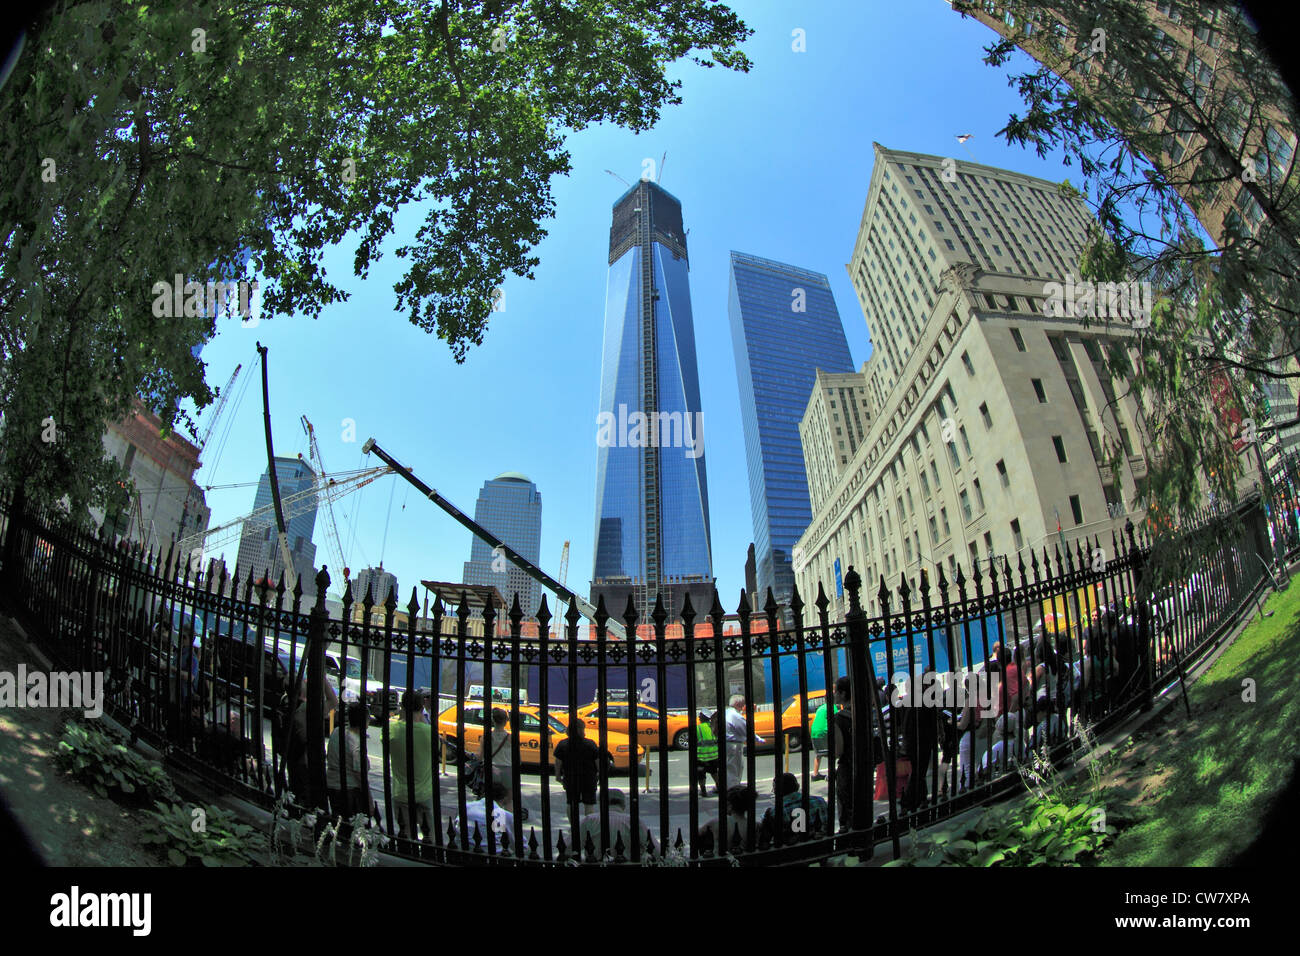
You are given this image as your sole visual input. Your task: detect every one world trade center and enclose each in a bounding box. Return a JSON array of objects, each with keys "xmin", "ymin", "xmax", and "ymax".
[{"xmin": 590, "ymin": 180, "xmax": 714, "ymax": 624}]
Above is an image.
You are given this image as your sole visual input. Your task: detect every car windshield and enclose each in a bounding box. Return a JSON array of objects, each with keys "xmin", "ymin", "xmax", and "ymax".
[{"xmin": 547, "ymin": 715, "xmax": 567, "ymax": 735}]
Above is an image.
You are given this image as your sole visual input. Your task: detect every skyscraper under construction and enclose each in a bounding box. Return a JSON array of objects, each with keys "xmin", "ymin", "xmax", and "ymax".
[{"xmin": 590, "ymin": 180, "xmax": 714, "ymax": 623}]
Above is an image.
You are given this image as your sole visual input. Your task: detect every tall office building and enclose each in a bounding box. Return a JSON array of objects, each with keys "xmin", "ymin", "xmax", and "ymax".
[
  {"xmin": 462, "ymin": 472, "xmax": 543, "ymax": 618},
  {"xmin": 352, "ymin": 565, "xmax": 399, "ymax": 606},
  {"xmin": 591, "ymin": 180, "xmax": 714, "ymax": 621},
  {"xmin": 234, "ymin": 456, "xmax": 319, "ymax": 600},
  {"xmin": 795, "ymin": 145, "xmax": 1199, "ymax": 618},
  {"xmin": 728, "ymin": 252, "xmax": 855, "ymax": 612}
]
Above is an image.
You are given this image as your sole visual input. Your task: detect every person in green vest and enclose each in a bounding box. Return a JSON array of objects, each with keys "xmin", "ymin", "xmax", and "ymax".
[
  {"xmin": 810, "ymin": 694, "xmax": 835, "ymax": 781},
  {"xmin": 693, "ymin": 711, "xmax": 721, "ymax": 797}
]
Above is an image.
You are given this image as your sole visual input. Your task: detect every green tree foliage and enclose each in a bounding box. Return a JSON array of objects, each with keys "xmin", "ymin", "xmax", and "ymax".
[
  {"xmin": 953, "ymin": 0, "xmax": 1299, "ymax": 557},
  {"xmin": 0, "ymin": 0, "xmax": 751, "ymax": 517}
]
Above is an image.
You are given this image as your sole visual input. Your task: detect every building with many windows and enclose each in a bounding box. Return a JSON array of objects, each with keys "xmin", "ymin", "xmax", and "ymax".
[
  {"xmin": 95, "ymin": 399, "xmax": 210, "ymax": 570},
  {"xmin": 795, "ymin": 145, "xmax": 1200, "ymax": 617},
  {"xmin": 948, "ymin": 0, "xmax": 1300, "ymax": 470},
  {"xmin": 800, "ymin": 368, "xmax": 875, "ymax": 516},
  {"xmin": 728, "ymin": 252, "xmax": 855, "ymax": 612},
  {"xmin": 590, "ymin": 180, "xmax": 714, "ymax": 620},
  {"xmin": 947, "ymin": 0, "xmax": 1296, "ymax": 250},
  {"xmin": 352, "ymin": 565, "xmax": 399, "ymax": 606},
  {"xmin": 234, "ymin": 457, "xmax": 318, "ymax": 600},
  {"xmin": 463, "ymin": 472, "xmax": 543, "ymax": 618}
]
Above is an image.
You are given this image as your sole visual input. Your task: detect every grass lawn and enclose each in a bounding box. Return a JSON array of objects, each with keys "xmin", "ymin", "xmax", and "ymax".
[{"xmin": 1095, "ymin": 575, "xmax": 1300, "ymax": 866}]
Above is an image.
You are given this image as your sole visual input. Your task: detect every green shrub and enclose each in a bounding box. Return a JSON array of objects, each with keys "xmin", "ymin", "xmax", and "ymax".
[
  {"xmin": 55, "ymin": 721, "xmax": 177, "ymax": 807},
  {"xmin": 887, "ymin": 794, "xmax": 1110, "ymax": 867},
  {"xmin": 140, "ymin": 802, "xmax": 269, "ymax": 866}
]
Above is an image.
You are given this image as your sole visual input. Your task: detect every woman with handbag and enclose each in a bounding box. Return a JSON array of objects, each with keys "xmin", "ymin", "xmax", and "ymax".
[{"xmin": 479, "ymin": 708, "xmax": 513, "ymax": 807}]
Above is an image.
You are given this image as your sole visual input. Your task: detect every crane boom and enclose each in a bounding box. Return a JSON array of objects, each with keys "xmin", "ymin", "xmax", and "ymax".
[
  {"xmin": 301, "ymin": 415, "xmax": 349, "ymax": 579},
  {"xmin": 196, "ymin": 363, "xmax": 242, "ymax": 455},
  {"xmin": 175, "ymin": 465, "xmax": 391, "ymax": 558},
  {"xmin": 362, "ymin": 437, "xmax": 627, "ymax": 639}
]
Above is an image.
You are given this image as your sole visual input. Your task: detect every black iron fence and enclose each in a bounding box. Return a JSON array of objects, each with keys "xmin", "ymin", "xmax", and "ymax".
[{"xmin": 1, "ymin": 476, "xmax": 1296, "ymax": 866}]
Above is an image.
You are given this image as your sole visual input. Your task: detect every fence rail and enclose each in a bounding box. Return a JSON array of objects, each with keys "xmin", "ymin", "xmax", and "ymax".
[{"xmin": 2, "ymin": 473, "xmax": 1296, "ymax": 866}]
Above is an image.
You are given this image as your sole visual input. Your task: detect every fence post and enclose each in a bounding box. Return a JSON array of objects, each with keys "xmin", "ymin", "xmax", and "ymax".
[
  {"xmin": 842, "ymin": 566, "xmax": 874, "ymax": 855},
  {"xmin": 306, "ymin": 566, "xmax": 331, "ymax": 811},
  {"xmin": 1126, "ymin": 521, "xmax": 1154, "ymax": 714}
]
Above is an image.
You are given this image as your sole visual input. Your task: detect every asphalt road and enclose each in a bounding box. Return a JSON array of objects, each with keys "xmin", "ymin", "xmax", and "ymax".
[{"xmin": 344, "ymin": 729, "xmax": 905, "ymax": 856}]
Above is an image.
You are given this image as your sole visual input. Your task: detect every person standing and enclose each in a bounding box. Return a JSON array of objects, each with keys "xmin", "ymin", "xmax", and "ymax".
[
  {"xmin": 554, "ymin": 719, "xmax": 600, "ymax": 834},
  {"xmin": 481, "ymin": 707, "xmax": 513, "ymax": 798},
  {"xmin": 693, "ymin": 711, "xmax": 720, "ymax": 796},
  {"xmin": 830, "ymin": 677, "xmax": 857, "ymax": 831},
  {"xmin": 810, "ymin": 695, "xmax": 835, "ymax": 781},
  {"xmin": 326, "ymin": 700, "xmax": 371, "ymax": 819},
  {"xmin": 390, "ymin": 689, "xmax": 436, "ymax": 844},
  {"xmin": 724, "ymin": 695, "xmax": 764, "ymax": 785},
  {"xmin": 902, "ymin": 668, "xmax": 939, "ymax": 812}
]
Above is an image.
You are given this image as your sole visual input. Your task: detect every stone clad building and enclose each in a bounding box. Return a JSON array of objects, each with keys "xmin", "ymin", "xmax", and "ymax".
[
  {"xmin": 96, "ymin": 399, "xmax": 210, "ymax": 570},
  {"xmin": 800, "ymin": 368, "xmax": 875, "ymax": 517},
  {"xmin": 795, "ymin": 145, "xmax": 1165, "ymax": 617}
]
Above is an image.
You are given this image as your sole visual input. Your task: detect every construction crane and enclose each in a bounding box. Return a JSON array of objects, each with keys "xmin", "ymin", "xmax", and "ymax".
[
  {"xmin": 301, "ymin": 414, "xmax": 350, "ymax": 583},
  {"xmin": 553, "ymin": 540, "xmax": 570, "ymax": 640},
  {"xmin": 195, "ymin": 363, "xmax": 242, "ymax": 456},
  {"xmin": 174, "ymin": 464, "xmax": 392, "ymax": 564},
  {"xmin": 363, "ymin": 437, "xmax": 628, "ymax": 639}
]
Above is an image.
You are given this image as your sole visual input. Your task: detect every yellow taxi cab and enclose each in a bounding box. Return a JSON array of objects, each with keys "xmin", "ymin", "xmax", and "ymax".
[
  {"xmin": 437, "ymin": 703, "xmax": 644, "ymax": 772},
  {"xmin": 751, "ymin": 688, "xmax": 829, "ymax": 750},
  {"xmin": 575, "ymin": 701, "xmax": 694, "ymax": 751}
]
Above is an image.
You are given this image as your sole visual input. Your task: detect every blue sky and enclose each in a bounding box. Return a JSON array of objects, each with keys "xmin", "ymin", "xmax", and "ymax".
[{"xmin": 186, "ymin": 0, "xmax": 1078, "ymax": 615}]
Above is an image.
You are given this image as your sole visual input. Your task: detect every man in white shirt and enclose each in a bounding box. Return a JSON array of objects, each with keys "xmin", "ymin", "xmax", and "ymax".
[
  {"xmin": 462, "ymin": 781, "xmax": 516, "ymax": 855},
  {"xmin": 724, "ymin": 695, "xmax": 764, "ymax": 783}
]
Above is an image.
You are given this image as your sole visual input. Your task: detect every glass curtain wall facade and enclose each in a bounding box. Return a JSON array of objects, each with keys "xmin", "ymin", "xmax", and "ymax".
[
  {"xmin": 234, "ymin": 456, "xmax": 318, "ymax": 598},
  {"xmin": 462, "ymin": 473, "xmax": 543, "ymax": 618},
  {"xmin": 592, "ymin": 180, "xmax": 714, "ymax": 620},
  {"xmin": 728, "ymin": 252, "xmax": 854, "ymax": 612}
]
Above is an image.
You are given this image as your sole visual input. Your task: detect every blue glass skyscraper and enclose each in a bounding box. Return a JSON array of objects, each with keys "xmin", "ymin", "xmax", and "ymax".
[
  {"xmin": 592, "ymin": 180, "xmax": 713, "ymax": 620},
  {"xmin": 462, "ymin": 472, "xmax": 543, "ymax": 618},
  {"xmin": 728, "ymin": 252, "xmax": 854, "ymax": 610},
  {"xmin": 234, "ymin": 456, "xmax": 319, "ymax": 598}
]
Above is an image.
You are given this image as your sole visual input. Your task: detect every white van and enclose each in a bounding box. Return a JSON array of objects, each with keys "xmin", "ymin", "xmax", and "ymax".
[{"xmin": 325, "ymin": 650, "xmax": 400, "ymax": 720}]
